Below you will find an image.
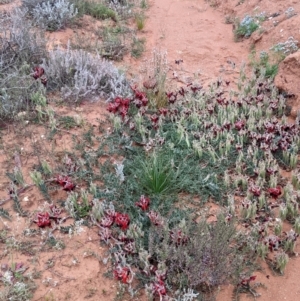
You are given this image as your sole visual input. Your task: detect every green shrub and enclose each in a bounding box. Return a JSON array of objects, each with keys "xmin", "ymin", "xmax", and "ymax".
[
  {"xmin": 249, "ymin": 50, "xmax": 278, "ymax": 79},
  {"xmin": 73, "ymin": 0, "xmax": 117, "ymax": 21},
  {"xmin": 234, "ymin": 15, "xmax": 259, "ymax": 40}
]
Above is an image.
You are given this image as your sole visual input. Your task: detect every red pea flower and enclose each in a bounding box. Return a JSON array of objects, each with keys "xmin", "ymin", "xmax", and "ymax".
[
  {"xmin": 135, "ymin": 195, "xmax": 150, "ymax": 211},
  {"xmin": 249, "ymin": 185, "xmax": 261, "ymax": 197},
  {"xmin": 63, "ymin": 178, "xmax": 76, "ymax": 191},
  {"xmin": 121, "ymin": 98, "xmax": 130, "ymax": 108},
  {"xmin": 147, "ymin": 211, "xmax": 163, "ymax": 226},
  {"xmin": 56, "ymin": 175, "xmax": 76, "ymax": 191},
  {"xmin": 36, "ymin": 212, "xmax": 51, "ymax": 228},
  {"xmin": 32, "ymin": 66, "xmax": 44, "ymax": 79},
  {"xmin": 107, "ymin": 102, "xmax": 119, "ymax": 113},
  {"xmin": 153, "ymin": 279, "xmax": 167, "ymax": 296},
  {"xmin": 159, "ymin": 108, "xmax": 168, "ymax": 116},
  {"xmin": 268, "ymin": 186, "xmax": 282, "ymax": 199},
  {"xmin": 115, "ymin": 213, "xmax": 130, "ymax": 230},
  {"xmin": 170, "ymin": 229, "xmax": 189, "ymax": 246},
  {"xmin": 240, "ymin": 275, "xmax": 256, "ymax": 287},
  {"xmin": 235, "ymin": 120, "xmax": 245, "ymax": 131},
  {"xmin": 150, "ymin": 114, "xmax": 159, "ymax": 123},
  {"xmin": 119, "ymin": 105, "xmax": 128, "ymax": 119},
  {"xmin": 141, "ymin": 96, "xmax": 148, "ymax": 106},
  {"xmin": 114, "ymin": 266, "xmax": 130, "ymax": 283}
]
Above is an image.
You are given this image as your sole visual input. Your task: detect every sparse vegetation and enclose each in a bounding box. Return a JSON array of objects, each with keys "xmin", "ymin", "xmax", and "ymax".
[
  {"xmin": 234, "ymin": 15, "xmax": 259, "ymax": 41},
  {"xmin": 77, "ymin": 0, "xmax": 117, "ymax": 21},
  {"xmin": 31, "ymin": 0, "xmax": 78, "ymax": 31},
  {"xmin": 0, "ymin": 1, "xmax": 300, "ymax": 301}
]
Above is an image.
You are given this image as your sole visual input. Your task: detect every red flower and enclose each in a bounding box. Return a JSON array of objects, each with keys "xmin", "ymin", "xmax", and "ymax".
[
  {"xmin": 36, "ymin": 212, "xmax": 51, "ymax": 228},
  {"xmin": 147, "ymin": 211, "xmax": 163, "ymax": 226},
  {"xmin": 240, "ymin": 275, "xmax": 256, "ymax": 286},
  {"xmin": 114, "ymin": 97, "xmax": 122, "ymax": 104},
  {"xmin": 264, "ymin": 122, "xmax": 276, "ymax": 133},
  {"xmin": 268, "ymin": 186, "xmax": 282, "ymax": 199},
  {"xmin": 190, "ymin": 85, "xmax": 202, "ymax": 93},
  {"xmin": 56, "ymin": 175, "xmax": 76, "ymax": 191},
  {"xmin": 121, "ymin": 98, "xmax": 130, "ymax": 108},
  {"xmin": 141, "ymin": 96, "xmax": 148, "ymax": 106},
  {"xmin": 32, "ymin": 66, "xmax": 44, "ymax": 79},
  {"xmin": 249, "ymin": 185, "xmax": 261, "ymax": 197},
  {"xmin": 158, "ymin": 108, "xmax": 168, "ymax": 116},
  {"xmin": 115, "ymin": 213, "xmax": 130, "ymax": 230},
  {"xmin": 107, "ymin": 102, "xmax": 119, "ymax": 113},
  {"xmin": 170, "ymin": 229, "xmax": 189, "ymax": 246},
  {"xmin": 235, "ymin": 120, "xmax": 245, "ymax": 131},
  {"xmin": 114, "ymin": 266, "xmax": 130, "ymax": 283},
  {"xmin": 119, "ymin": 105, "xmax": 128, "ymax": 119},
  {"xmin": 153, "ymin": 279, "xmax": 167, "ymax": 296},
  {"xmin": 100, "ymin": 215, "xmax": 114, "ymax": 228},
  {"xmin": 166, "ymin": 91, "xmax": 177, "ymax": 104},
  {"xmin": 135, "ymin": 195, "xmax": 150, "ymax": 211},
  {"xmin": 150, "ymin": 114, "xmax": 159, "ymax": 123}
]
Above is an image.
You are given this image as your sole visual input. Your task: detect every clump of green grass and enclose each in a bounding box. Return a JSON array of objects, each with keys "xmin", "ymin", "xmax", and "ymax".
[
  {"xmin": 133, "ymin": 151, "xmax": 178, "ymax": 195},
  {"xmin": 134, "ymin": 12, "xmax": 145, "ymax": 31},
  {"xmin": 73, "ymin": 0, "xmax": 117, "ymax": 21}
]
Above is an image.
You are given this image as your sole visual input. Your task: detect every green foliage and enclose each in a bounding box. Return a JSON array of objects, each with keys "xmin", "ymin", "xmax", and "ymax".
[
  {"xmin": 58, "ymin": 116, "xmax": 78, "ymax": 129},
  {"xmin": 0, "ymin": 8, "xmax": 47, "ymax": 120},
  {"xmin": 13, "ymin": 195, "xmax": 28, "ymax": 217},
  {"xmin": 134, "ymin": 12, "xmax": 145, "ymax": 30},
  {"xmin": 74, "ymin": 0, "xmax": 117, "ymax": 21},
  {"xmin": 148, "ymin": 216, "xmax": 247, "ymax": 290},
  {"xmin": 0, "ymin": 208, "xmax": 11, "ymax": 220},
  {"xmin": 249, "ymin": 50, "xmax": 278, "ymax": 79},
  {"xmin": 234, "ymin": 15, "xmax": 259, "ymax": 40},
  {"xmin": 131, "ymin": 37, "xmax": 145, "ymax": 58},
  {"xmin": 133, "ymin": 151, "xmax": 178, "ymax": 195}
]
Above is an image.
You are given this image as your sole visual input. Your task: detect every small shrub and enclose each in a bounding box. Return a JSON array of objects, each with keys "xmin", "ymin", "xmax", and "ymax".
[
  {"xmin": 22, "ymin": 0, "xmax": 45, "ymax": 11},
  {"xmin": 148, "ymin": 216, "xmax": 246, "ymax": 291},
  {"xmin": 95, "ymin": 25, "xmax": 129, "ymax": 61},
  {"xmin": 74, "ymin": 0, "xmax": 117, "ymax": 21},
  {"xmin": 234, "ymin": 15, "xmax": 259, "ymax": 40},
  {"xmin": 249, "ymin": 51, "xmax": 278, "ymax": 79},
  {"xmin": 270, "ymin": 36, "xmax": 299, "ymax": 57},
  {"xmin": 0, "ymin": 8, "xmax": 47, "ymax": 119},
  {"xmin": 140, "ymin": 48, "xmax": 169, "ymax": 109},
  {"xmin": 42, "ymin": 45, "xmax": 131, "ymax": 101},
  {"xmin": 131, "ymin": 37, "xmax": 145, "ymax": 58},
  {"xmin": 32, "ymin": 0, "xmax": 78, "ymax": 31}
]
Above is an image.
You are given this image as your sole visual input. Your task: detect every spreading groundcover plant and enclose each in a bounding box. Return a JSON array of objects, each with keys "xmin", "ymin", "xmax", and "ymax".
[
  {"xmin": 1, "ymin": 65, "xmax": 297, "ymax": 300},
  {"xmin": 0, "ymin": 5, "xmax": 300, "ymax": 298}
]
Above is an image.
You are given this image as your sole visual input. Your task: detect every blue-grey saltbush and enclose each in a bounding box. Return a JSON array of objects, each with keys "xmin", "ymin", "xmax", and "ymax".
[
  {"xmin": 43, "ymin": 45, "xmax": 131, "ymax": 102},
  {"xmin": 32, "ymin": 0, "xmax": 78, "ymax": 31}
]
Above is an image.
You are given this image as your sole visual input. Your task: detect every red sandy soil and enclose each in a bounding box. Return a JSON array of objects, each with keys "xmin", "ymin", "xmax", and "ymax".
[{"xmin": 0, "ymin": 0, "xmax": 300, "ymax": 300}]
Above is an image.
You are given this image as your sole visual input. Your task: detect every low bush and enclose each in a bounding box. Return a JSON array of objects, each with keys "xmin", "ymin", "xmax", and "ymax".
[
  {"xmin": 234, "ymin": 15, "xmax": 259, "ymax": 40},
  {"xmin": 72, "ymin": 0, "xmax": 117, "ymax": 21},
  {"xmin": 31, "ymin": 0, "xmax": 78, "ymax": 31},
  {"xmin": 42, "ymin": 45, "xmax": 131, "ymax": 101},
  {"xmin": 0, "ymin": 8, "xmax": 47, "ymax": 119}
]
